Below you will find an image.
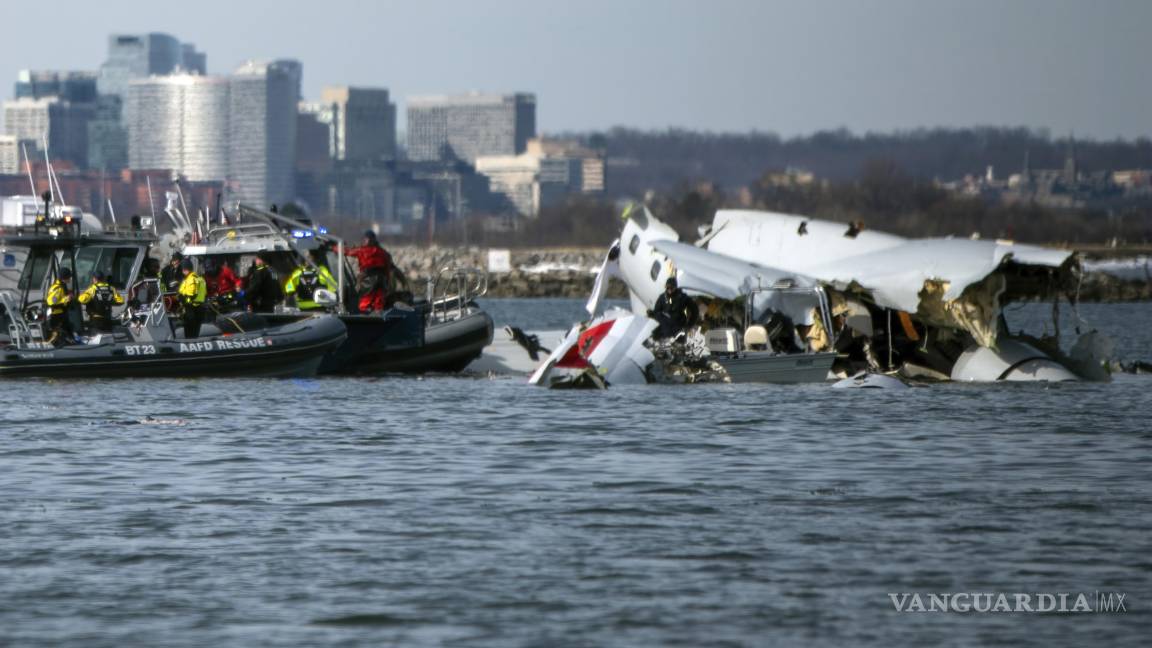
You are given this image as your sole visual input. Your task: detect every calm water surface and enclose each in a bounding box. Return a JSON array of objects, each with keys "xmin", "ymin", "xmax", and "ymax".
[{"xmin": 1, "ymin": 299, "xmax": 1150, "ymax": 647}]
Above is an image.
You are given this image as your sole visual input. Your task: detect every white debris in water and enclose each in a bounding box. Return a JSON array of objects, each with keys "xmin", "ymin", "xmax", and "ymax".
[{"xmin": 135, "ymin": 418, "xmax": 188, "ymax": 426}]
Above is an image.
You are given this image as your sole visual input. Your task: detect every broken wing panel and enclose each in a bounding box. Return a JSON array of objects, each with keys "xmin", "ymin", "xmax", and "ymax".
[
  {"xmin": 648, "ymin": 239, "xmax": 820, "ymax": 325},
  {"xmin": 585, "ymin": 239, "xmax": 622, "ymax": 317},
  {"xmin": 528, "ymin": 326, "xmax": 583, "ymax": 386},
  {"xmin": 586, "ymin": 314, "xmax": 658, "ymax": 385},
  {"xmin": 527, "ymin": 312, "xmax": 657, "ymax": 388}
]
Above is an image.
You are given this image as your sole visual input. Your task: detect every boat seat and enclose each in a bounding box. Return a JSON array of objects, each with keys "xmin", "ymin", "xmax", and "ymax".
[{"xmin": 744, "ymin": 325, "xmax": 770, "ymax": 351}]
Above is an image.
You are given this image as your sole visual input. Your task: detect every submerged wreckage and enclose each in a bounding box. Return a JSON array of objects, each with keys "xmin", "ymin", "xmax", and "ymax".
[{"xmin": 528, "ymin": 205, "xmax": 1111, "ymax": 388}]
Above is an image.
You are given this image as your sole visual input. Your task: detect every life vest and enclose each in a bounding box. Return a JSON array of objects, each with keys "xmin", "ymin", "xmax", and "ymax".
[
  {"xmin": 296, "ymin": 268, "xmax": 320, "ymax": 301},
  {"xmin": 86, "ymin": 282, "xmax": 117, "ymax": 319}
]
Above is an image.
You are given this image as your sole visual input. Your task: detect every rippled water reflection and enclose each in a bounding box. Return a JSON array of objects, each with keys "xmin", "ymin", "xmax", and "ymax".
[{"xmin": 1, "ymin": 300, "xmax": 1149, "ymax": 646}]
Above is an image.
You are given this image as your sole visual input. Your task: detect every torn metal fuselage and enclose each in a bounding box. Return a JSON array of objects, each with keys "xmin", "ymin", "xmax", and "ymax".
[
  {"xmin": 605, "ymin": 205, "xmax": 842, "ymax": 385},
  {"xmin": 702, "ymin": 209, "xmax": 1103, "ymax": 382},
  {"xmin": 535, "ymin": 205, "xmax": 1104, "ymax": 388}
]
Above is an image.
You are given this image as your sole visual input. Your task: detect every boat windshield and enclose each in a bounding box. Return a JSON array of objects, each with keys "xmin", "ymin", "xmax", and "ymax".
[
  {"xmin": 70, "ymin": 247, "xmax": 140, "ymax": 289},
  {"xmin": 17, "ymin": 245, "xmax": 144, "ymax": 292}
]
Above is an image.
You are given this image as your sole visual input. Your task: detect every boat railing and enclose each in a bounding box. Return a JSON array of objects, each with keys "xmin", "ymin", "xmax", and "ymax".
[
  {"xmin": 202, "ymin": 222, "xmax": 282, "ymax": 245},
  {"xmin": 425, "ymin": 266, "xmax": 488, "ymax": 323},
  {"xmin": 125, "ymin": 280, "xmax": 175, "ymax": 343},
  {"xmin": 0, "ymin": 289, "xmax": 50, "ymax": 350}
]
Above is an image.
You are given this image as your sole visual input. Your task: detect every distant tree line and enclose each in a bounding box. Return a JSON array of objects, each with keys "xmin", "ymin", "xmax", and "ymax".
[
  {"xmin": 425, "ymin": 159, "xmax": 1151, "ymax": 247},
  {"xmin": 387, "ymin": 127, "xmax": 1152, "ymax": 248},
  {"xmin": 562, "ymin": 126, "xmax": 1152, "ymax": 197}
]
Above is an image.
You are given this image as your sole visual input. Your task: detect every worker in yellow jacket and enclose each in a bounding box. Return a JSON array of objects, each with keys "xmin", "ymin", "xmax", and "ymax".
[
  {"xmin": 284, "ymin": 261, "xmax": 338, "ymax": 310},
  {"xmin": 78, "ymin": 270, "xmax": 125, "ymax": 332},
  {"xmin": 178, "ymin": 259, "xmax": 208, "ymax": 338},
  {"xmin": 45, "ymin": 267, "xmax": 75, "ymax": 345}
]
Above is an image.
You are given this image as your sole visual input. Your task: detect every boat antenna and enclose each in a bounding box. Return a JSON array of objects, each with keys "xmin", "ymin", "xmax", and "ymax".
[
  {"xmin": 99, "ymin": 166, "xmax": 106, "ymax": 222},
  {"xmin": 40, "ymin": 135, "xmax": 57, "ymax": 207},
  {"xmin": 174, "ymin": 181, "xmax": 200, "ymax": 239},
  {"xmin": 146, "ymin": 175, "xmax": 157, "ymax": 221},
  {"xmin": 107, "ymin": 199, "xmax": 117, "ymax": 226},
  {"xmin": 41, "ymin": 134, "xmax": 67, "ymax": 208},
  {"xmin": 20, "ymin": 142, "xmax": 36, "ymax": 197}
]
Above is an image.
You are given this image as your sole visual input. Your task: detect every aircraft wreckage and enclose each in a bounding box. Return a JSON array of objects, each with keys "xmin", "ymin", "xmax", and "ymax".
[{"xmin": 527, "ymin": 205, "xmax": 1112, "ymax": 389}]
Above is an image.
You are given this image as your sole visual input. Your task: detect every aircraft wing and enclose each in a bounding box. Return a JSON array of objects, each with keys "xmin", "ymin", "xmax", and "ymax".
[{"xmin": 648, "ymin": 239, "xmax": 821, "ymax": 325}]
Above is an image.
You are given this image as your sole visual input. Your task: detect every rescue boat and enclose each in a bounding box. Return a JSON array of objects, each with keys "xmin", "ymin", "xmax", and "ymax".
[
  {"xmin": 178, "ymin": 203, "xmax": 492, "ymax": 375},
  {"xmin": 0, "ymin": 201, "xmax": 346, "ymax": 379}
]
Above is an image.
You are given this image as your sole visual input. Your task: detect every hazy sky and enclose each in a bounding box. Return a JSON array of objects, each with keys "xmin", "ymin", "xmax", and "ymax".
[{"xmin": 5, "ymin": 0, "xmax": 1150, "ymax": 139}]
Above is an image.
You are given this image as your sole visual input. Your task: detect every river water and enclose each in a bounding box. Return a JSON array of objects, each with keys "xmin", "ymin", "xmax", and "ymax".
[{"xmin": 1, "ymin": 299, "xmax": 1150, "ymax": 647}]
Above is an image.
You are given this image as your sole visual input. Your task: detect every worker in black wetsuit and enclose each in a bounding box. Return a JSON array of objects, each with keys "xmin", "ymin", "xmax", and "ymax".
[{"xmin": 647, "ymin": 277, "xmax": 698, "ymax": 340}]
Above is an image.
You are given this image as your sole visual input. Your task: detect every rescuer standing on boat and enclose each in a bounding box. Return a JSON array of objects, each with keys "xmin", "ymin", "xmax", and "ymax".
[
  {"xmin": 284, "ymin": 260, "xmax": 338, "ymax": 311},
  {"xmin": 648, "ymin": 277, "xmax": 698, "ymax": 340},
  {"xmin": 245, "ymin": 254, "xmax": 282, "ymax": 313},
  {"xmin": 45, "ymin": 267, "xmax": 75, "ymax": 345},
  {"xmin": 345, "ymin": 230, "xmax": 392, "ymax": 313},
  {"xmin": 178, "ymin": 259, "xmax": 208, "ymax": 338},
  {"xmin": 160, "ymin": 252, "xmax": 184, "ymax": 312},
  {"xmin": 78, "ymin": 270, "xmax": 125, "ymax": 333}
]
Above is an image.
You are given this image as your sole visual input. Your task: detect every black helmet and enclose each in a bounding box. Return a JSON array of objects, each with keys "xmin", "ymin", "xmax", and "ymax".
[
  {"xmin": 171, "ymin": 251, "xmax": 184, "ymax": 262},
  {"xmin": 180, "ymin": 258, "xmax": 194, "ymax": 271},
  {"xmin": 363, "ymin": 230, "xmax": 377, "ymax": 241},
  {"xmin": 59, "ymin": 267, "xmax": 72, "ymax": 279},
  {"xmin": 92, "ymin": 270, "xmax": 107, "ymax": 281},
  {"xmin": 665, "ymin": 276, "xmax": 678, "ymax": 289}
]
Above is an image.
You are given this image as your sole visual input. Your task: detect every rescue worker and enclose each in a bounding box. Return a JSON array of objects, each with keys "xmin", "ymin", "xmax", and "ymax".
[
  {"xmin": 647, "ymin": 277, "xmax": 699, "ymax": 340},
  {"xmin": 204, "ymin": 258, "xmax": 240, "ymax": 311},
  {"xmin": 45, "ymin": 267, "xmax": 75, "ymax": 345},
  {"xmin": 344, "ymin": 230, "xmax": 392, "ymax": 313},
  {"xmin": 161, "ymin": 252, "xmax": 184, "ymax": 293},
  {"xmin": 245, "ymin": 254, "xmax": 282, "ymax": 313},
  {"xmin": 78, "ymin": 270, "xmax": 125, "ymax": 332},
  {"xmin": 177, "ymin": 258, "xmax": 208, "ymax": 338},
  {"xmin": 160, "ymin": 252, "xmax": 184, "ymax": 312},
  {"xmin": 284, "ymin": 260, "xmax": 338, "ymax": 311}
]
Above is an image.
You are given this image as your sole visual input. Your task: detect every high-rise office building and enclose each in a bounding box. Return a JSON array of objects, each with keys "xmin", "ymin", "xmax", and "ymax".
[
  {"xmin": 125, "ymin": 60, "xmax": 299, "ymax": 208},
  {"xmin": 87, "ymin": 96, "xmax": 128, "ymax": 170},
  {"xmin": 14, "ymin": 70, "xmax": 99, "ymax": 103},
  {"xmin": 2, "ymin": 97, "xmax": 95, "ymax": 168},
  {"xmin": 229, "ymin": 60, "xmax": 300, "ymax": 208},
  {"xmin": 406, "ymin": 93, "xmax": 535, "ymax": 163},
  {"xmin": 2, "ymin": 98, "xmax": 51, "ymax": 149},
  {"xmin": 319, "ymin": 86, "xmax": 397, "ymax": 162},
  {"xmin": 98, "ymin": 33, "xmax": 206, "ymax": 97},
  {"xmin": 95, "ymin": 33, "xmax": 206, "ymax": 171},
  {"xmin": 125, "ymin": 75, "xmax": 230, "ymax": 181},
  {"xmin": 7, "ymin": 70, "xmax": 100, "ymax": 168}
]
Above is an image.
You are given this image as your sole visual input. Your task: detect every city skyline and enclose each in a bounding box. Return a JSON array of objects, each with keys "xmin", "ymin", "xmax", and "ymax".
[{"xmin": 0, "ymin": 0, "xmax": 1149, "ymax": 140}]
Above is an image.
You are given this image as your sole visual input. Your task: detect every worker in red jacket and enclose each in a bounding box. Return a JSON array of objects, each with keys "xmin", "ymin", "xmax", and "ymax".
[
  {"xmin": 205, "ymin": 258, "xmax": 241, "ymax": 310},
  {"xmin": 345, "ymin": 230, "xmax": 392, "ymax": 313}
]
